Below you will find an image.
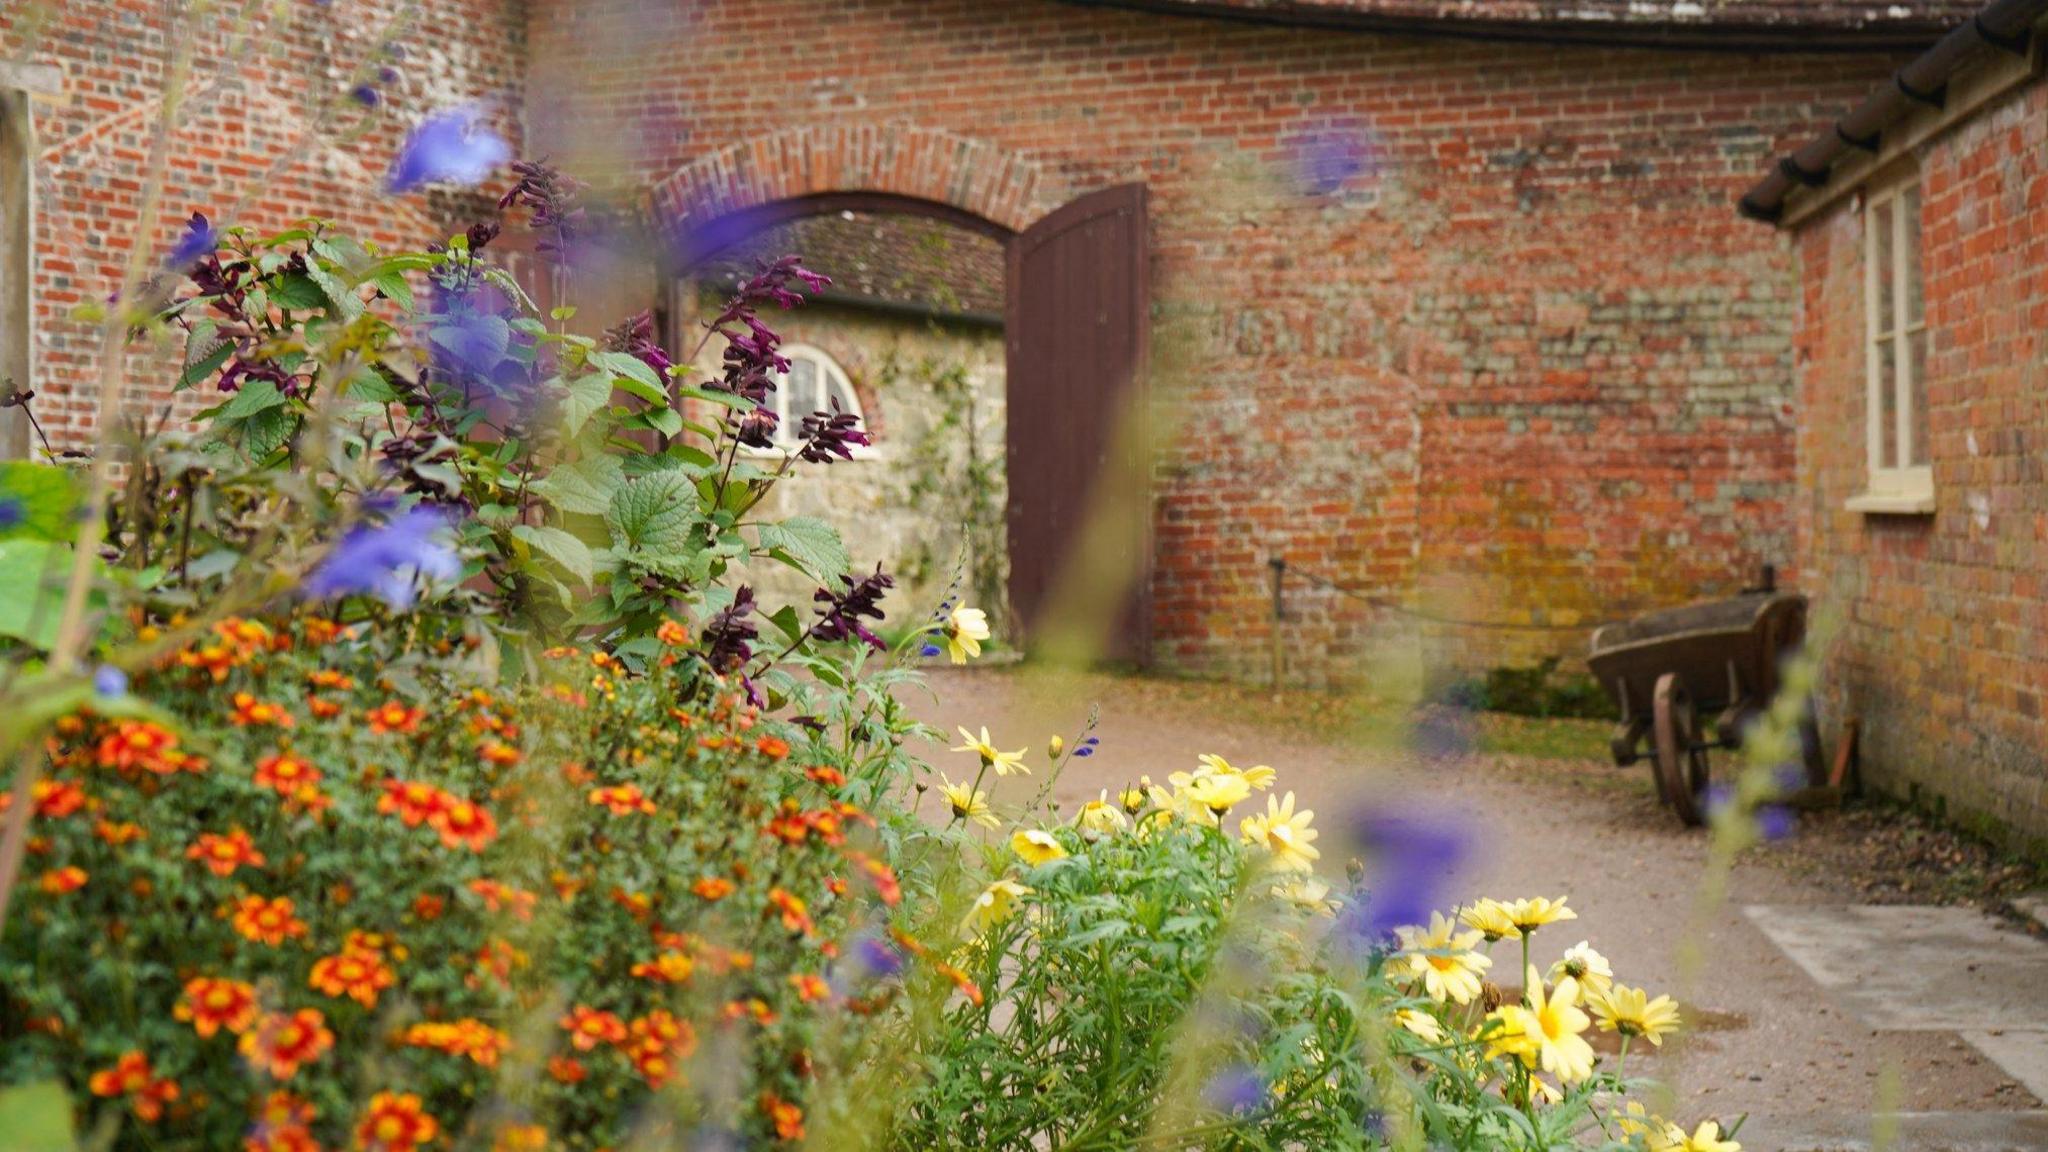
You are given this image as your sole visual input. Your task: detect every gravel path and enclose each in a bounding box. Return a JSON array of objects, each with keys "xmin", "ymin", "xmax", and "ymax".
[{"xmin": 900, "ymin": 665, "xmax": 2041, "ymax": 1132}]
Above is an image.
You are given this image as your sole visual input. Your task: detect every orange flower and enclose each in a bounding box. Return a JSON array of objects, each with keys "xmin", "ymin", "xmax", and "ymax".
[
  {"xmin": 254, "ymin": 752, "xmax": 321, "ymax": 794},
  {"xmin": 398, "ymin": 1019, "xmax": 510, "ymax": 1067},
  {"xmin": 366, "ymin": 701, "xmax": 424, "ymax": 736},
  {"xmin": 764, "ymin": 806, "xmax": 810, "ymax": 846},
  {"xmin": 306, "ymin": 695, "xmax": 342, "ymax": 720},
  {"xmin": 413, "ymin": 893, "xmax": 447, "ymax": 920},
  {"xmin": 723, "ymin": 998, "xmax": 778, "ymax": 1027},
  {"xmin": 95, "ymin": 720, "xmax": 180, "ymax": 774},
  {"xmin": 176, "ymin": 976, "xmax": 260, "ymax": 1037},
  {"xmin": 630, "ymin": 951, "xmax": 696, "ymax": 984},
  {"xmin": 309, "ymin": 947, "xmax": 395, "ymax": 1008},
  {"xmin": 284, "ymin": 784, "xmax": 334, "ymax": 818},
  {"xmin": 850, "ymin": 851, "xmax": 902, "ymax": 906},
  {"xmin": 655, "ymin": 619, "xmax": 690, "ymax": 646},
  {"xmin": 478, "ymin": 739, "xmax": 522, "ymax": 767},
  {"xmin": 239, "ymin": 1009, "xmax": 333, "ymax": 1080},
  {"xmin": 560, "ymin": 1005, "xmax": 627, "ymax": 1051},
  {"xmin": 88, "ymin": 1050, "xmax": 179, "ymax": 1122},
  {"xmin": 467, "ymin": 938, "xmax": 526, "ymax": 989},
  {"xmin": 230, "ymin": 693, "xmax": 295, "ymax": 728},
  {"xmin": 691, "ymin": 876, "xmax": 735, "ymax": 902},
  {"xmin": 230, "ymin": 895, "xmax": 307, "ymax": 946},
  {"xmin": 627, "ymin": 1009, "xmax": 696, "ymax": 1088},
  {"xmin": 429, "ymin": 798, "xmax": 497, "ymax": 851},
  {"xmin": 767, "ymin": 887, "xmax": 813, "ymax": 935},
  {"xmin": 302, "ymin": 617, "xmax": 342, "ymax": 645},
  {"xmin": 94, "ymin": 819, "xmax": 144, "ymax": 846},
  {"xmin": 28, "ymin": 779, "xmax": 86, "ymax": 818},
  {"xmin": 37, "ymin": 866, "xmax": 86, "ymax": 894},
  {"xmin": 587, "ymin": 784, "xmax": 656, "ymax": 816},
  {"xmin": 306, "ymin": 668, "xmax": 354, "ymax": 691},
  {"xmin": 378, "ymin": 780, "xmax": 448, "ymax": 827},
  {"xmin": 188, "ymin": 829, "xmax": 267, "ymax": 877},
  {"xmin": 546, "ymin": 1054, "xmax": 586, "ymax": 1084},
  {"xmin": 756, "ymin": 736, "xmax": 791, "ymax": 760},
  {"xmin": 493, "ymin": 1124, "xmax": 547, "ymax": 1152},
  {"xmin": 789, "ymin": 973, "xmax": 832, "ymax": 1003},
  {"xmin": 466, "ymin": 879, "xmax": 537, "ymax": 921},
  {"xmin": 805, "ymin": 765, "xmax": 846, "ymax": 788},
  {"xmin": 760, "ymin": 1092, "xmax": 805, "ymax": 1142},
  {"xmin": 355, "ymin": 1092, "xmax": 439, "ymax": 1152},
  {"xmin": 246, "ymin": 1090, "xmax": 318, "ymax": 1152}
]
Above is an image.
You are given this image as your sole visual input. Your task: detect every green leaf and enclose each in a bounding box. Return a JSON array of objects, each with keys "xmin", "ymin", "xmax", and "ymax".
[
  {"xmin": 677, "ymin": 385, "xmax": 755, "ymax": 411},
  {"xmin": 757, "ymin": 516, "xmax": 850, "ymax": 581},
  {"xmin": 0, "ymin": 462, "xmax": 81, "ymax": 542},
  {"xmin": 531, "ymin": 453, "xmax": 624, "ymax": 517},
  {"xmin": 0, "ymin": 1080, "xmax": 75, "ymax": 1152},
  {"xmin": 513, "ymin": 524, "xmax": 595, "ymax": 585},
  {"xmin": 639, "ymin": 406, "xmax": 684, "ymax": 438},
  {"xmin": 605, "ymin": 470, "xmax": 698, "ymax": 553},
  {"xmin": 370, "ymin": 269, "xmax": 414, "ymax": 311},
  {"xmin": 767, "ymin": 603, "xmax": 804, "ymax": 645},
  {"xmin": 558, "ymin": 372, "xmax": 613, "ymax": 438},
  {"xmin": 214, "ymin": 379, "xmax": 290, "ymax": 421},
  {"xmin": 590, "ymin": 351, "xmax": 668, "ymax": 404},
  {"xmin": 180, "ymin": 322, "xmax": 234, "ymax": 390},
  {"xmin": 307, "ymin": 261, "xmax": 365, "ymax": 322},
  {"xmin": 268, "ymin": 273, "xmax": 327, "ymax": 311},
  {"xmin": 0, "ymin": 539, "xmax": 99, "ymax": 650}
]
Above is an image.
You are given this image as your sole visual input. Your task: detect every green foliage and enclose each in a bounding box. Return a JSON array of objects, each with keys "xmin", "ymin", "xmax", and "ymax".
[
  {"xmin": 1442, "ymin": 658, "xmax": 1616, "ymax": 722},
  {"xmin": 885, "ymin": 343, "xmax": 1006, "ymax": 630}
]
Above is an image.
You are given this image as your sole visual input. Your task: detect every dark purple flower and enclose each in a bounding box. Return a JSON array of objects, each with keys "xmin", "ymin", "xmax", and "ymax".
[
  {"xmin": 93, "ymin": 665, "xmax": 128, "ymax": 697},
  {"xmin": 465, "ymin": 221, "xmax": 501, "ymax": 254},
  {"xmin": 812, "ymin": 565, "xmax": 893, "ymax": 650},
  {"xmin": 497, "ymin": 158, "xmax": 587, "ymax": 261},
  {"xmin": 303, "ymin": 505, "xmax": 462, "ymax": 609},
  {"xmin": 1202, "ymin": 1064, "xmax": 1266, "ymax": 1114},
  {"xmin": 350, "ymin": 84, "xmax": 380, "ymax": 108},
  {"xmin": 701, "ymin": 586, "xmax": 760, "ymax": 673},
  {"xmin": 850, "ymin": 934, "xmax": 904, "ymax": 979},
  {"xmin": 1341, "ymin": 811, "xmax": 1469, "ymax": 946},
  {"xmin": 165, "ymin": 212, "xmax": 217, "ymax": 272},
  {"xmin": 377, "ymin": 65, "xmax": 402, "ymax": 84},
  {"xmin": 601, "ymin": 310, "xmax": 674, "ymax": 379},
  {"xmin": 734, "ymin": 406, "xmax": 778, "ymax": 451},
  {"xmin": 797, "ymin": 400, "xmax": 871, "ymax": 464},
  {"xmin": 387, "ymin": 106, "xmax": 511, "ymax": 193}
]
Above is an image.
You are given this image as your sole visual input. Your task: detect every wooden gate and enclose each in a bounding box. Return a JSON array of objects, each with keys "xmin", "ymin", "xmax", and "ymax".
[{"xmin": 1004, "ymin": 184, "xmax": 1151, "ymax": 665}]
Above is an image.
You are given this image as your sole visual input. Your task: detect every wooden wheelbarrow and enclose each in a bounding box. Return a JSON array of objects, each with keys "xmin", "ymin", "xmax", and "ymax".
[{"xmin": 1586, "ymin": 570, "xmax": 1825, "ymax": 826}]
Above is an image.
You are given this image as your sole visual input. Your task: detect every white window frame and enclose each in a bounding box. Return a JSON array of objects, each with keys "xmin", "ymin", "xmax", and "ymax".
[
  {"xmin": 1848, "ymin": 172, "xmax": 1934, "ymax": 515},
  {"xmin": 749, "ymin": 342, "xmax": 875, "ymax": 460}
]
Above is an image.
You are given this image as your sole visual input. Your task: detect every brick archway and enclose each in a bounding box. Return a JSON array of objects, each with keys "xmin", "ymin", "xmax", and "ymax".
[{"xmin": 646, "ymin": 122, "xmax": 1071, "ymax": 247}]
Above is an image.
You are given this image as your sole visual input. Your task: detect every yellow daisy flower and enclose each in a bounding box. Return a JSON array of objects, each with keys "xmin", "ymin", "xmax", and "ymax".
[
  {"xmin": 1393, "ymin": 1008, "xmax": 1444, "ymax": 1043},
  {"xmin": 1117, "ymin": 783, "xmax": 1147, "ymax": 814},
  {"xmin": 943, "ymin": 605, "xmax": 990, "ymax": 664},
  {"xmin": 1238, "ymin": 791, "xmax": 1320, "ymax": 872},
  {"xmin": 1653, "ymin": 1120, "xmax": 1740, "ymax": 1152},
  {"xmin": 1193, "ymin": 753, "xmax": 1276, "ymax": 790},
  {"xmin": 1491, "ymin": 965, "xmax": 1595, "ymax": 1083},
  {"xmin": 939, "ymin": 773, "xmax": 999, "ymax": 829},
  {"xmin": 1547, "ymin": 941, "xmax": 1614, "ymax": 998},
  {"xmin": 1589, "ymin": 984, "xmax": 1681, "ymax": 1046},
  {"xmin": 1073, "ymin": 791, "xmax": 1129, "ymax": 837},
  {"xmin": 1504, "ymin": 895, "xmax": 1577, "ymax": 935},
  {"xmin": 1459, "ymin": 898, "xmax": 1518, "ymax": 942},
  {"xmin": 1010, "ymin": 828, "xmax": 1068, "ymax": 866},
  {"xmin": 960, "ymin": 878, "xmax": 1030, "ymax": 936},
  {"xmin": 1180, "ymin": 772, "xmax": 1252, "ymax": 815},
  {"xmin": 1396, "ymin": 912, "xmax": 1493, "ymax": 1005},
  {"xmin": 952, "ymin": 727, "xmax": 1028, "ymax": 776},
  {"xmin": 1269, "ymin": 875, "xmax": 1335, "ymax": 916}
]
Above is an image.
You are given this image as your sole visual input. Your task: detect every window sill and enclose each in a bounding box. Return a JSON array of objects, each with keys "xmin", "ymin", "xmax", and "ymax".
[
  {"xmin": 738, "ymin": 446, "xmax": 880, "ymax": 463},
  {"xmin": 1845, "ymin": 491, "xmax": 1935, "ymax": 516}
]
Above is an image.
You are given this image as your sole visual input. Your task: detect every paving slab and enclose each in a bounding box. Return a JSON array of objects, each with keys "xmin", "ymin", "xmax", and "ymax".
[
  {"xmin": 1743, "ymin": 905, "xmax": 2048, "ymax": 1101},
  {"xmin": 1739, "ymin": 1111, "xmax": 2048, "ymax": 1152}
]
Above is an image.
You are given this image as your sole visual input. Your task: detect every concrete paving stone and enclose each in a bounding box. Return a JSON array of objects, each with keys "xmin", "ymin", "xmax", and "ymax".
[{"xmin": 1737, "ymin": 1111, "xmax": 2048, "ymax": 1152}]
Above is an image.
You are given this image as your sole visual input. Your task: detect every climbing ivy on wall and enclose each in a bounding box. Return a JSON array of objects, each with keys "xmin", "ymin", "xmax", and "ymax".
[{"xmin": 887, "ymin": 339, "xmax": 1007, "ymax": 634}]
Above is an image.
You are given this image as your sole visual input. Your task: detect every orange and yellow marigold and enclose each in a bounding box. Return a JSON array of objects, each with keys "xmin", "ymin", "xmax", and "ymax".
[{"xmin": 176, "ymin": 976, "xmax": 260, "ymax": 1038}]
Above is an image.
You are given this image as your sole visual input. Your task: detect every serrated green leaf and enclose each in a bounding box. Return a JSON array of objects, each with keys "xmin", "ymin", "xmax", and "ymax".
[
  {"xmin": 307, "ymin": 261, "xmax": 364, "ymax": 322},
  {"xmin": 214, "ymin": 379, "xmax": 290, "ymax": 421},
  {"xmin": 677, "ymin": 385, "xmax": 755, "ymax": 411},
  {"xmin": 590, "ymin": 351, "xmax": 668, "ymax": 404},
  {"xmin": 639, "ymin": 406, "xmax": 684, "ymax": 438},
  {"xmin": 558, "ymin": 372, "xmax": 612, "ymax": 438},
  {"xmin": 513, "ymin": 524, "xmax": 595, "ymax": 585},
  {"xmin": 605, "ymin": 470, "xmax": 698, "ymax": 553},
  {"xmin": 268, "ymin": 273, "xmax": 326, "ymax": 311},
  {"xmin": 757, "ymin": 516, "xmax": 850, "ymax": 582},
  {"xmin": 371, "ymin": 270, "xmax": 414, "ymax": 311},
  {"xmin": 531, "ymin": 453, "xmax": 624, "ymax": 517},
  {"xmin": 0, "ymin": 462, "xmax": 81, "ymax": 542}
]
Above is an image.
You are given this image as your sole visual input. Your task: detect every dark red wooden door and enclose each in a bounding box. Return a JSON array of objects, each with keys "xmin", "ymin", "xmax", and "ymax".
[{"xmin": 1004, "ymin": 183, "xmax": 1151, "ymax": 664}]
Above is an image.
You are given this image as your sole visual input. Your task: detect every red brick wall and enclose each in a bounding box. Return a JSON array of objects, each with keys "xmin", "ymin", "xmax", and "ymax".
[
  {"xmin": 1792, "ymin": 78, "xmax": 2048, "ymax": 846},
  {"xmin": 4, "ymin": 0, "xmax": 523, "ymax": 446},
  {"xmin": 529, "ymin": 0, "xmax": 1894, "ymax": 683}
]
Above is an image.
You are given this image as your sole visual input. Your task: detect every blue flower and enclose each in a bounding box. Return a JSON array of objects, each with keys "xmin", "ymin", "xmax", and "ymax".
[
  {"xmin": 1288, "ymin": 123, "xmax": 1382, "ymax": 197},
  {"xmin": 850, "ymin": 934, "xmax": 904, "ymax": 980},
  {"xmin": 1757, "ymin": 804, "xmax": 1797, "ymax": 841},
  {"xmin": 350, "ymin": 84, "xmax": 380, "ymax": 108},
  {"xmin": 0, "ymin": 495, "xmax": 22, "ymax": 532},
  {"xmin": 303, "ymin": 506, "xmax": 461, "ymax": 609},
  {"xmin": 387, "ymin": 106, "xmax": 510, "ymax": 193},
  {"xmin": 1202, "ymin": 1064, "xmax": 1266, "ymax": 1114},
  {"xmin": 92, "ymin": 665, "xmax": 128, "ymax": 698},
  {"xmin": 919, "ymin": 643, "xmax": 942, "ymax": 658},
  {"xmin": 1341, "ymin": 810, "xmax": 1469, "ymax": 947},
  {"xmin": 1073, "ymin": 736, "xmax": 1100, "ymax": 758},
  {"xmin": 166, "ymin": 211, "xmax": 217, "ymax": 272}
]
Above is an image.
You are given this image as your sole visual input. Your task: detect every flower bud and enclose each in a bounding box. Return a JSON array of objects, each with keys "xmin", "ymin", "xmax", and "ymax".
[{"xmin": 1048, "ymin": 735, "xmax": 1065, "ymax": 759}]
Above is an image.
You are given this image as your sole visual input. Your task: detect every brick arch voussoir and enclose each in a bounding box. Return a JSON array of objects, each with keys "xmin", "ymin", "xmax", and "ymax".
[{"xmin": 647, "ymin": 122, "xmax": 1069, "ymax": 241}]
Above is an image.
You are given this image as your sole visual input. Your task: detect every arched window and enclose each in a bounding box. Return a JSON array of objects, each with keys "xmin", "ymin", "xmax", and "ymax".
[{"xmin": 766, "ymin": 343, "xmax": 869, "ymax": 455}]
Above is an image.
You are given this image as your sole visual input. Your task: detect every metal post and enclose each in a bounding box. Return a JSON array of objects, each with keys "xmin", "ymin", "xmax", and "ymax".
[{"xmin": 1268, "ymin": 557, "xmax": 1286, "ymax": 693}]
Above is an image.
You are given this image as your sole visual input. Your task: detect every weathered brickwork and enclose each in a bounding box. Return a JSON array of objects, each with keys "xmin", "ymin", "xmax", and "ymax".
[
  {"xmin": 2, "ymin": 0, "xmax": 522, "ymax": 445},
  {"xmin": 530, "ymin": 0, "xmax": 1894, "ymax": 683},
  {"xmin": 1791, "ymin": 77, "xmax": 2048, "ymax": 846}
]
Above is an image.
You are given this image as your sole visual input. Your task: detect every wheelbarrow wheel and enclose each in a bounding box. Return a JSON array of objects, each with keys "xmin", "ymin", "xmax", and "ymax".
[{"xmin": 1652, "ymin": 673, "xmax": 1710, "ymax": 827}]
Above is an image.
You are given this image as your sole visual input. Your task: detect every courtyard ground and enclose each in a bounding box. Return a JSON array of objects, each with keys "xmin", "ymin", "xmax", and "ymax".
[{"xmin": 904, "ymin": 666, "xmax": 2048, "ymax": 1152}]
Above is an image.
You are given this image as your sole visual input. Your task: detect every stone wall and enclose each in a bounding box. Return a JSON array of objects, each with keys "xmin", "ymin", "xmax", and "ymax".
[{"xmin": 1791, "ymin": 76, "xmax": 2048, "ymax": 847}]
